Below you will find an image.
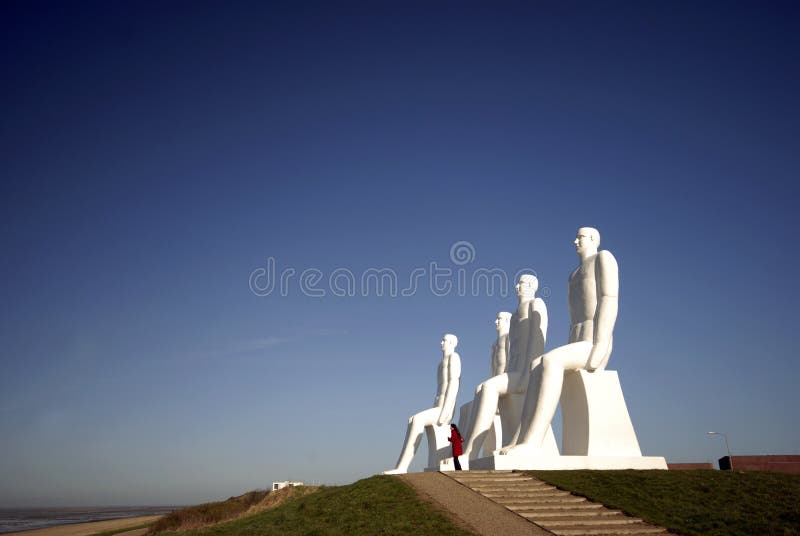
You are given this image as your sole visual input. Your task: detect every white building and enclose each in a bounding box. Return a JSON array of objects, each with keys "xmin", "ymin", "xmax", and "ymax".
[{"xmin": 272, "ymin": 480, "xmax": 304, "ymax": 491}]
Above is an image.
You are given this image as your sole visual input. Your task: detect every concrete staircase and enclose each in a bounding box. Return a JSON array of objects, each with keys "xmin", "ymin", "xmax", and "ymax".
[{"xmin": 447, "ymin": 470, "xmax": 670, "ymax": 536}]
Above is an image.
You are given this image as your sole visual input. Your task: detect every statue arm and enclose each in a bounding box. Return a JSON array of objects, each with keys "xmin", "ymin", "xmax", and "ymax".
[
  {"xmin": 433, "ymin": 361, "xmax": 446, "ymax": 408},
  {"xmin": 437, "ymin": 353, "xmax": 461, "ymax": 425},
  {"xmin": 495, "ymin": 340, "xmax": 507, "ymax": 375},
  {"xmin": 528, "ymin": 298, "xmax": 548, "ymax": 362},
  {"xmin": 587, "ymin": 251, "xmax": 619, "ymax": 370}
]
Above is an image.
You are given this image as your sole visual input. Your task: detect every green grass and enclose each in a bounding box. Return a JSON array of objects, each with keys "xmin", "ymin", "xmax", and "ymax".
[
  {"xmin": 153, "ymin": 475, "xmax": 475, "ymax": 535},
  {"xmin": 528, "ymin": 469, "xmax": 800, "ymax": 536}
]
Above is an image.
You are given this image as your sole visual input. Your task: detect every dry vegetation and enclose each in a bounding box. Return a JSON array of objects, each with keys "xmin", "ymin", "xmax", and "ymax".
[{"xmin": 147, "ymin": 485, "xmax": 319, "ymax": 534}]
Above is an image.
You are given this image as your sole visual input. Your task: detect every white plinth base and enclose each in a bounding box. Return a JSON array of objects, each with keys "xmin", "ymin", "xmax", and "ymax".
[
  {"xmin": 561, "ymin": 370, "xmax": 642, "ymax": 457},
  {"xmin": 425, "ymin": 455, "xmax": 465, "ymax": 472},
  {"xmin": 469, "ymin": 453, "xmax": 668, "ymax": 471}
]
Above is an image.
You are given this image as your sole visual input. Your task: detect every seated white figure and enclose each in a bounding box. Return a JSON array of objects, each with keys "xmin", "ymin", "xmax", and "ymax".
[
  {"xmin": 491, "ymin": 312, "xmax": 512, "ymax": 378},
  {"xmin": 502, "ymin": 227, "xmax": 619, "ymax": 456},
  {"xmin": 383, "ymin": 334, "xmax": 461, "ymax": 474},
  {"xmin": 457, "ymin": 311, "xmax": 511, "ymax": 457},
  {"xmin": 461, "ymin": 275, "xmax": 548, "ymax": 459}
]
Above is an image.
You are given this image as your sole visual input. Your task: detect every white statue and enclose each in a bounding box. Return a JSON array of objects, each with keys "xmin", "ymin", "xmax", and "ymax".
[
  {"xmin": 457, "ymin": 312, "xmax": 511, "ymax": 452},
  {"xmin": 502, "ymin": 227, "xmax": 618, "ymax": 456},
  {"xmin": 491, "ymin": 312, "xmax": 512, "ymax": 377},
  {"xmin": 383, "ymin": 334, "xmax": 461, "ymax": 474},
  {"xmin": 461, "ymin": 275, "xmax": 547, "ymax": 458}
]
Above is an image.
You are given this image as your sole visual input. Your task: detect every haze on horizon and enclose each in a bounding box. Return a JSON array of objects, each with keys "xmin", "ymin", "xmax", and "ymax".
[{"xmin": 1, "ymin": 1, "xmax": 798, "ymax": 507}]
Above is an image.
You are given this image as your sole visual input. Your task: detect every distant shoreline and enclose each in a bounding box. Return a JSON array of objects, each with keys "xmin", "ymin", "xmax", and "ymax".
[{"xmin": 2, "ymin": 515, "xmax": 162, "ymax": 536}]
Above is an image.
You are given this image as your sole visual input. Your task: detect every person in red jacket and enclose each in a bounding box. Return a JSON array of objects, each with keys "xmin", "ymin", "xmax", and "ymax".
[{"xmin": 448, "ymin": 424, "xmax": 464, "ymax": 471}]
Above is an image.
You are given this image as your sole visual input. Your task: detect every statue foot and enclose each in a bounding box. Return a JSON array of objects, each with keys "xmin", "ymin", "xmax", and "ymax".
[
  {"xmin": 382, "ymin": 468, "xmax": 407, "ymax": 475},
  {"xmin": 497, "ymin": 444, "xmax": 542, "ymax": 456}
]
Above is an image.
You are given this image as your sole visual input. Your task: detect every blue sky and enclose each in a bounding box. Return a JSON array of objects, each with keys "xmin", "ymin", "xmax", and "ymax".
[{"xmin": 1, "ymin": 1, "xmax": 798, "ymax": 507}]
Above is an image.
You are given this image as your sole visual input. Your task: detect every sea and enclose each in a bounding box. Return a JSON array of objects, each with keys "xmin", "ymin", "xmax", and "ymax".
[{"xmin": 0, "ymin": 506, "xmax": 179, "ymax": 534}]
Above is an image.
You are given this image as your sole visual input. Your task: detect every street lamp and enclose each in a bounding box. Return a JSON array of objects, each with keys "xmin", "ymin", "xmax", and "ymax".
[{"xmin": 707, "ymin": 431, "xmax": 733, "ymax": 470}]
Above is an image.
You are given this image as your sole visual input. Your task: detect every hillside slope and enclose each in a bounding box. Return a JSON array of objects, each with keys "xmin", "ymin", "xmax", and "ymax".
[{"xmin": 152, "ymin": 475, "xmax": 475, "ymax": 536}]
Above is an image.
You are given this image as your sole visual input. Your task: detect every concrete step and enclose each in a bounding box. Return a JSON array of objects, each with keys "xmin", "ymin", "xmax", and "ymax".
[
  {"xmin": 442, "ymin": 471, "xmax": 671, "ymax": 536},
  {"xmin": 455, "ymin": 470, "xmax": 522, "ymax": 475},
  {"xmin": 465, "ymin": 474, "xmax": 541, "ymax": 478},
  {"xmin": 492, "ymin": 491, "xmax": 586, "ymax": 499},
  {"xmin": 454, "ymin": 475, "xmax": 522, "ymax": 480},
  {"xmin": 470, "ymin": 481, "xmax": 552, "ymax": 487},
  {"xmin": 549, "ymin": 526, "xmax": 666, "ymax": 536},
  {"xmin": 453, "ymin": 477, "xmax": 540, "ymax": 484},
  {"xmin": 457, "ymin": 481, "xmax": 544, "ymax": 489},
  {"xmin": 538, "ymin": 516, "xmax": 641, "ymax": 527},
  {"xmin": 510, "ymin": 502, "xmax": 604, "ymax": 512},
  {"xmin": 456, "ymin": 479, "xmax": 540, "ymax": 489},
  {"xmin": 456, "ymin": 479, "xmax": 555, "ymax": 488},
  {"xmin": 470, "ymin": 484, "xmax": 553, "ymax": 492},
  {"xmin": 484, "ymin": 497, "xmax": 578, "ymax": 505},
  {"xmin": 472, "ymin": 482, "xmax": 558, "ymax": 491},
  {"xmin": 459, "ymin": 470, "xmax": 512, "ymax": 474},
  {"xmin": 515, "ymin": 508, "xmax": 622, "ymax": 518},
  {"xmin": 453, "ymin": 471, "xmax": 534, "ymax": 480},
  {"xmin": 482, "ymin": 490, "xmax": 585, "ymax": 502},
  {"xmin": 464, "ymin": 478, "xmax": 548, "ymax": 485},
  {"xmin": 493, "ymin": 497, "xmax": 590, "ymax": 506}
]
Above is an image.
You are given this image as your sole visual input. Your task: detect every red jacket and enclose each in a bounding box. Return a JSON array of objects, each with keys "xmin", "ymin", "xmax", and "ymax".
[{"xmin": 448, "ymin": 429, "xmax": 463, "ymax": 457}]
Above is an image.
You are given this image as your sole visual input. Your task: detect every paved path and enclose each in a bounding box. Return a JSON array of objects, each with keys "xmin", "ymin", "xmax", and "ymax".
[{"xmin": 399, "ymin": 472, "xmax": 550, "ymax": 535}]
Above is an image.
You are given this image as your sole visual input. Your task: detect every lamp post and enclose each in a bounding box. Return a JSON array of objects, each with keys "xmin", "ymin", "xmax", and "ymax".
[{"xmin": 707, "ymin": 431, "xmax": 733, "ymax": 470}]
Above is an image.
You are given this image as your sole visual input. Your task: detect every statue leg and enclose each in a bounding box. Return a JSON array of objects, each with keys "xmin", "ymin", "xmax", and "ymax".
[
  {"xmin": 502, "ymin": 343, "xmax": 591, "ymax": 456},
  {"xmin": 384, "ymin": 407, "xmax": 439, "ymax": 474},
  {"xmin": 457, "ymin": 400, "xmax": 475, "ymax": 445},
  {"xmin": 461, "ymin": 380, "xmax": 490, "ymax": 443},
  {"xmin": 503, "ymin": 360, "xmax": 540, "ymax": 448},
  {"xmin": 463, "ymin": 374, "xmax": 509, "ymax": 458},
  {"xmin": 498, "ymin": 395, "xmax": 521, "ymax": 447}
]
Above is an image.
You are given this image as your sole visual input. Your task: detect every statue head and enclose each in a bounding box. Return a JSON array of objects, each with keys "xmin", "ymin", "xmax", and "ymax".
[
  {"xmin": 441, "ymin": 333, "xmax": 458, "ymax": 353},
  {"xmin": 515, "ymin": 274, "xmax": 538, "ymax": 300},
  {"xmin": 495, "ymin": 311, "xmax": 512, "ymax": 334},
  {"xmin": 574, "ymin": 227, "xmax": 600, "ymax": 257}
]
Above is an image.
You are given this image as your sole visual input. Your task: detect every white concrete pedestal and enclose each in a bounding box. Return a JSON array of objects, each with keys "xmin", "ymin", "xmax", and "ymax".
[
  {"xmin": 562, "ymin": 369, "xmax": 642, "ymax": 456},
  {"xmin": 469, "ymin": 454, "xmax": 668, "ymax": 470},
  {"xmin": 470, "ymin": 370, "xmax": 667, "ymax": 470}
]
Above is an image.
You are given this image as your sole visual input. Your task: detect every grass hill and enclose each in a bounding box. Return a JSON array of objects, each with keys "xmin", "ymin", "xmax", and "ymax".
[
  {"xmin": 150, "ymin": 475, "xmax": 473, "ymax": 535},
  {"xmin": 141, "ymin": 470, "xmax": 800, "ymax": 535},
  {"xmin": 530, "ymin": 469, "xmax": 800, "ymax": 536}
]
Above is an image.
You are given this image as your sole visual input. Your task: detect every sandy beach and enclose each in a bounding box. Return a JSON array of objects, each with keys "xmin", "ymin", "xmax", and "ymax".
[{"xmin": 4, "ymin": 515, "xmax": 162, "ymax": 536}]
